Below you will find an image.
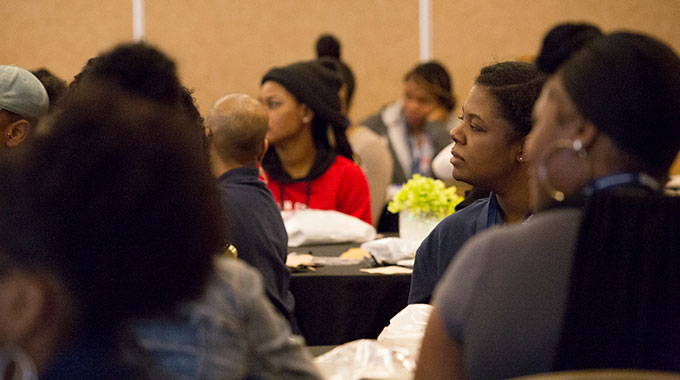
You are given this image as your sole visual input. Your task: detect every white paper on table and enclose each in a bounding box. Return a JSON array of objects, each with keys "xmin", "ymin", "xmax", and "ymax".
[
  {"xmin": 396, "ymin": 259, "xmax": 414, "ymax": 268},
  {"xmin": 312, "ymin": 256, "xmax": 362, "ymax": 266},
  {"xmin": 360, "ymin": 266, "xmax": 413, "ymax": 275},
  {"xmin": 286, "ymin": 253, "xmax": 314, "ymax": 267}
]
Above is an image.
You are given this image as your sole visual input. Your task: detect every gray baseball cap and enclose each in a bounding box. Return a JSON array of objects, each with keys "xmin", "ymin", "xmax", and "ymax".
[{"xmin": 0, "ymin": 65, "xmax": 49, "ymax": 120}]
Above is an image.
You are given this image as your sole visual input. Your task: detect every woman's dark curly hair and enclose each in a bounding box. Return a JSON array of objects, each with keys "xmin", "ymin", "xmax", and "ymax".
[
  {"xmin": 31, "ymin": 68, "xmax": 67, "ymax": 111},
  {"xmin": 0, "ymin": 82, "xmax": 224, "ymax": 333},
  {"xmin": 72, "ymin": 42, "xmax": 209, "ymax": 158},
  {"xmin": 82, "ymin": 42, "xmax": 181, "ymax": 105},
  {"xmin": 475, "ymin": 61, "xmax": 548, "ymax": 141}
]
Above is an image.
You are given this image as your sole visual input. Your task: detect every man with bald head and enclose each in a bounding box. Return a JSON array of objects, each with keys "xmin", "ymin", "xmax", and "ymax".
[
  {"xmin": 0, "ymin": 65, "xmax": 49, "ymax": 148},
  {"xmin": 207, "ymin": 94, "xmax": 296, "ymax": 328},
  {"xmin": 209, "ymin": 93, "xmax": 270, "ymax": 173}
]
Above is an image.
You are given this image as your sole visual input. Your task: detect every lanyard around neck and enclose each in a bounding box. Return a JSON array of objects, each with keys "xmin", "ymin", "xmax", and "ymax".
[{"xmin": 584, "ymin": 173, "xmax": 660, "ymax": 196}]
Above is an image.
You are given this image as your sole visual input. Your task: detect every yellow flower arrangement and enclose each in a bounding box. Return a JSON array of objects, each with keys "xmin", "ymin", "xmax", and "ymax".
[{"xmin": 387, "ymin": 174, "xmax": 463, "ymax": 219}]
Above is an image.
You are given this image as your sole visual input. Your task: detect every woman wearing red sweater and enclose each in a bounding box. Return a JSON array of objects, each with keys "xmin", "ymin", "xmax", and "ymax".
[{"xmin": 259, "ymin": 59, "xmax": 372, "ymax": 225}]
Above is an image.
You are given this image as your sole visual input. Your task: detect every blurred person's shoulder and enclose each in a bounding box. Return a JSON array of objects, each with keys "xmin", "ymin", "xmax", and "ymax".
[
  {"xmin": 462, "ymin": 207, "xmax": 583, "ymax": 265},
  {"xmin": 361, "ymin": 101, "xmax": 401, "ymax": 135},
  {"xmin": 192, "ymin": 257, "xmax": 266, "ymax": 321}
]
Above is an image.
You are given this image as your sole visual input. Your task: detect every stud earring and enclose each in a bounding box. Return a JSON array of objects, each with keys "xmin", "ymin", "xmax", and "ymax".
[
  {"xmin": 302, "ymin": 116, "xmax": 311, "ymax": 123},
  {"xmin": 518, "ymin": 156, "xmax": 524, "ymax": 162}
]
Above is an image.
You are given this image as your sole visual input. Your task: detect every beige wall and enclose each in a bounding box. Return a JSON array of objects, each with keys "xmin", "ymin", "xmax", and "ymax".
[
  {"xmin": 1, "ymin": 0, "xmax": 132, "ymax": 85},
  {"xmin": 144, "ymin": 0, "xmax": 419, "ymax": 121},
  {"xmin": 434, "ymin": 0, "xmax": 680, "ymax": 117},
  {"xmin": 2, "ymin": 0, "xmax": 680, "ymax": 128}
]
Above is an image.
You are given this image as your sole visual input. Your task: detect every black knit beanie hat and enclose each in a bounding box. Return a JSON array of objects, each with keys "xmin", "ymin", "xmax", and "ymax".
[
  {"xmin": 261, "ymin": 58, "xmax": 349, "ymax": 135},
  {"xmin": 561, "ymin": 32, "xmax": 680, "ymax": 175}
]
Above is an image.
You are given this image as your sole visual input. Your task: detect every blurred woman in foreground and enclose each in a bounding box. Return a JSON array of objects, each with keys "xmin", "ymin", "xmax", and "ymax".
[
  {"xmin": 415, "ymin": 31, "xmax": 680, "ymax": 379},
  {"xmin": 0, "ymin": 83, "xmax": 223, "ymax": 379}
]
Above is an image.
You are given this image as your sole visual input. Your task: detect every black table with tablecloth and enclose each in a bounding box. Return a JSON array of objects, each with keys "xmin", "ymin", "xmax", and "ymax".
[{"xmin": 289, "ymin": 242, "xmax": 411, "ymax": 346}]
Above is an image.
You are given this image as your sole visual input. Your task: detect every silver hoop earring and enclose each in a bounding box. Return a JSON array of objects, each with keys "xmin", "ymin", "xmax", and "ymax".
[
  {"xmin": 537, "ymin": 139, "xmax": 591, "ymax": 202},
  {"xmin": 0, "ymin": 345, "xmax": 38, "ymax": 380}
]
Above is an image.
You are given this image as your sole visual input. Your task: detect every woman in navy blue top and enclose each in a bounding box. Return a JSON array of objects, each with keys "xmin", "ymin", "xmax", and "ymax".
[{"xmin": 409, "ymin": 61, "xmax": 547, "ymax": 304}]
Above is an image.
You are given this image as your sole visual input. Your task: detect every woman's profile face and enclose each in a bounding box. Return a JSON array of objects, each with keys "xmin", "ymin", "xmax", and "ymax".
[
  {"xmin": 449, "ymin": 85, "xmax": 522, "ymax": 190},
  {"xmin": 259, "ymin": 81, "xmax": 308, "ymax": 146},
  {"xmin": 402, "ymin": 78, "xmax": 438, "ymax": 129},
  {"xmin": 526, "ymin": 76, "xmax": 586, "ymax": 210}
]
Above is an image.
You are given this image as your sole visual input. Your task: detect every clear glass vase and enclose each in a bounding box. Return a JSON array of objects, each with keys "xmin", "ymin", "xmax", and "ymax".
[{"xmin": 399, "ymin": 210, "xmax": 441, "ymax": 243}]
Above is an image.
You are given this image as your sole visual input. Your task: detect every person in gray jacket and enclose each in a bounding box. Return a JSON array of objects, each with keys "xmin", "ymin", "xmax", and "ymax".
[{"xmin": 361, "ymin": 61, "xmax": 455, "ymax": 186}]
